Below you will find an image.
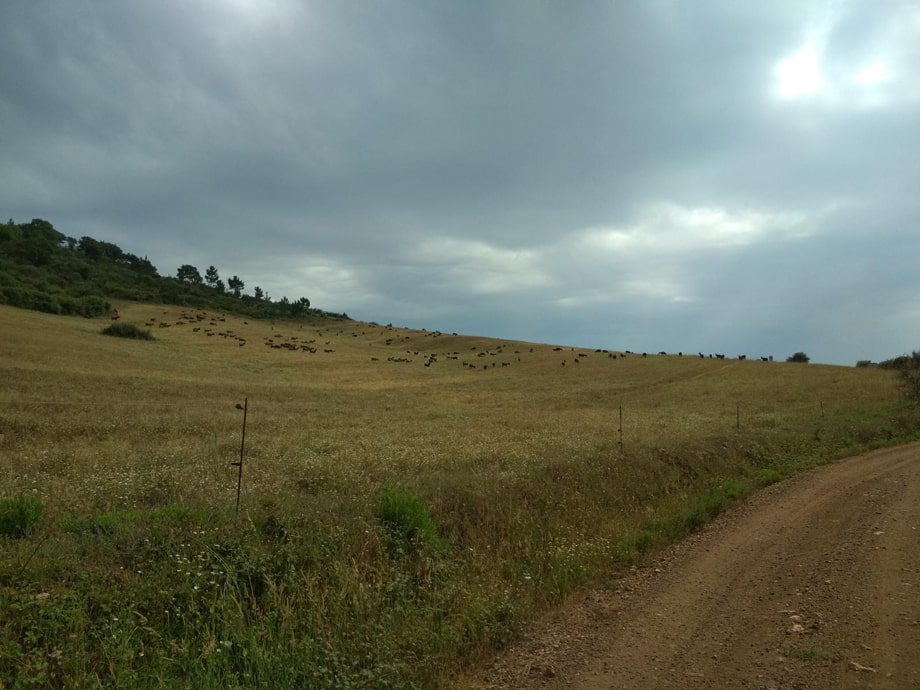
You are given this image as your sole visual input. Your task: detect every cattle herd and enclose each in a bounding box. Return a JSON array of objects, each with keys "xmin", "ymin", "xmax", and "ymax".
[{"xmin": 138, "ymin": 309, "xmax": 775, "ymax": 372}]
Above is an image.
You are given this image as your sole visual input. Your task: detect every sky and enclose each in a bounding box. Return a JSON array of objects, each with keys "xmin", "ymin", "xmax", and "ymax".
[{"xmin": 2, "ymin": 1, "xmax": 919, "ymax": 365}]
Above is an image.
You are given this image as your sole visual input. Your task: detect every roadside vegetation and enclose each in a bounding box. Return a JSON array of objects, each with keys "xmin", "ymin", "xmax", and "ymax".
[{"xmin": 2, "ymin": 302, "xmax": 918, "ymax": 688}]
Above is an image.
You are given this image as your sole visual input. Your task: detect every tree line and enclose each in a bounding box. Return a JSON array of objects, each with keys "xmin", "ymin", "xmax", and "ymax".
[{"xmin": 0, "ymin": 218, "xmax": 347, "ymax": 322}]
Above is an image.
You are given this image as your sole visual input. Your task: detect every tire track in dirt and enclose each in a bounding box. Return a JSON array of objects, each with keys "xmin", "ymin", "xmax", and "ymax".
[{"xmin": 467, "ymin": 442, "xmax": 920, "ymax": 690}]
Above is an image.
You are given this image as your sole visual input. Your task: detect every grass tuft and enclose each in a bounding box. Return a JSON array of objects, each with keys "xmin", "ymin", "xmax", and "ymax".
[
  {"xmin": 375, "ymin": 488, "xmax": 447, "ymax": 556},
  {"xmin": 0, "ymin": 495, "xmax": 43, "ymax": 538}
]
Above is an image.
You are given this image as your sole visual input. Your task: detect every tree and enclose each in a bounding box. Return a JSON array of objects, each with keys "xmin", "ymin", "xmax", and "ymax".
[
  {"xmin": 253, "ymin": 286, "xmax": 264, "ymax": 301},
  {"xmin": 123, "ymin": 253, "xmax": 158, "ymax": 276},
  {"xmin": 176, "ymin": 264, "xmax": 203, "ymax": 284},
  {"xmin": 21, "ymin": 218, "xmax": 64, "ymax": 245},
  {"xmin": 204, "ymin": 265, "xmax": 220, "ymax": 288},
  {"xmin": 78, "ymin": 236, "xmax": 104, "ymax": 260},
  {"xmin": 12, "ymin": 235, "xmax": 54, "ymax": 266},
  {"xmin": 786, "ymin": 352, "xmax": 810, "ymax": 363},
  {"xmin": 290, "ymin": 296, "xmax": 311, "ymax": 316},
  {"xmin": 0, "ymin": 221, "xmax": 20, "ymax": 244},
  {"xmin": 4, "ymin": 219, "xmax": 64, "ymax": 267},
  {"xmin": 227, "ymin": 275, "xmax": 244, "ymax": 298}
]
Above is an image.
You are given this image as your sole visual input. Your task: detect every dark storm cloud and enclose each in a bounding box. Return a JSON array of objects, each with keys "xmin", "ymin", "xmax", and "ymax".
[{"xmin": 1, "ymin": 1, "xmax": 918, "ymax": 364}]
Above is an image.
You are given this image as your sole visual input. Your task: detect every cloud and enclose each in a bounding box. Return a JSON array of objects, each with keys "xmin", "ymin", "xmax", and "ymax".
[
  {"xmin": 1, "ymin": 1, "xmax": 919, "ymax": 364},
  {"xmin": 583, "ymin": 204, "xmax": 811, "ymax": 253},
  {"xmin": 774, "ymin": 42, "xmax": 824, "ymax": 99},
  {"xmin": 406, "ymin": 237, "xmax": 550, "ymax": 295}
]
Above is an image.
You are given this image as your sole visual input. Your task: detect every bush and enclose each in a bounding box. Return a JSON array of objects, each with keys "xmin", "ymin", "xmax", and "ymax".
[
  {"xmin": 879, "ymin": 354, "xmax": 911, "ymax": 370},
  {"xmin": 786, "ymin": 352, "xmax": 810, "ymax": 363},
  {"xmin": 101, "ymin": 322, "xmax": 154, "ymax": 340},
  {"xmin": 1, "ymin": 287, "xmax": 61, "ymax": 314},
  {"xmin": 374, "ymin": 488, "xmax": 445, "ymax": 556},
  {"xmin": 61, "ymin": 294, "xmax": 111, "ymax": 317},
  {"xmin": 896, "ymin": 350, "xmax": 920, "ymax": 405},
  {"xmin": 0, "ymin": 495, "xmax": 43, "ymax": 538}
]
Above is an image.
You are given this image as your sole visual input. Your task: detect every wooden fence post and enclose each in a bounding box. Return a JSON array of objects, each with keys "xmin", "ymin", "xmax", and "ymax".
[{"xmin": 231, "ymin": 398, "xmax": 248, "ymax": 514}]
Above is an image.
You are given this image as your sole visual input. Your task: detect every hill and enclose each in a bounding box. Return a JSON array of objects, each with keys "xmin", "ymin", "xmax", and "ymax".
[
  {"xmin": 1, "ymin": 301, "xmax": 917, "ymax": 687},
  {"xmin": 0, "ymin": 217, "xmax": 347, "ymax": 321}
]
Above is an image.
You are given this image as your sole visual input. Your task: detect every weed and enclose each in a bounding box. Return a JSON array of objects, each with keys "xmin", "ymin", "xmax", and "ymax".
[
  {"xmin": 375, "ymin": 488, "xmax": 446, "ymax": 556},
  {"xmin": 613, "ymin": 529, "xmax": 656, "ymax": 564},
  {"xmin": 756, "ymin": 468, "xmax": 784, "ymax": 486},
  {"xmin": 0, "ymin": 494, "xmax": 43, "ymax": 538}
]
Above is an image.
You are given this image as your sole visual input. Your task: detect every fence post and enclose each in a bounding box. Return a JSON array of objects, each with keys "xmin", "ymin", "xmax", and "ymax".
[
  {"xmin": 618, "ymin": 405, "xmax": 624, "ymax": 454},
  {"xmin": 231, "ymin": 398, "xmax": 248, "ymax": 514}
]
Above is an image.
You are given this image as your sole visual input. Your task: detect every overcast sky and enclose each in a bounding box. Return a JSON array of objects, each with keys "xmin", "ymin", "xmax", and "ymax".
[{"xmin": 2, "ymin": 2, "xmax": 919, "ymax": 365}]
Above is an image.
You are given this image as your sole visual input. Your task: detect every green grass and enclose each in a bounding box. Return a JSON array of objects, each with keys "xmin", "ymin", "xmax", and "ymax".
[
  {"xmin": 0, "ymin": 495, "xmax": 43, "ymax": 538},
  {"xmin": 375, "ymin": 487, "xmax": 447, "ymax": 556},
  {"xmin": 1, "ymin": 302, "xmax": 917, "ymax": 688}
]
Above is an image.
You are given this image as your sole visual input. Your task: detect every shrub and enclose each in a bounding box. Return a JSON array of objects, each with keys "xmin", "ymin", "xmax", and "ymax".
[
  {"xmin": 0, "ymin": 495, "xmax": 43, "ymax": 538},
  {"xmin": 101, "ymin": 322, "xmax": 154, "ymax": 340},
  {"xmin": 896, "ymin": 350, "xmax": 920, "ymax": 405},
  {"xmin": 1, "ymin": 287, "xmax": 61, "ymax": 314},
  {"xmin": 374, "ymin": 488, "xmax": 445, "ymax": 556},
  {"xmin": 879, "ymin": 354, "xmax": 911, "ymax": 370},
  {"xmin": 786, "ymin": 352, "xmax": 810, "ymax": 363},
  {"xmin": 62, "ymin": 294, "xmax": 111, "ymax": 317}
]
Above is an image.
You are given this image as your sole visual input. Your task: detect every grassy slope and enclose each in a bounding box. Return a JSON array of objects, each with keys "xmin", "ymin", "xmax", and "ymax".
[{"xmin": 1, "ymin": 303, "xmax": 916, "ymax": 688}]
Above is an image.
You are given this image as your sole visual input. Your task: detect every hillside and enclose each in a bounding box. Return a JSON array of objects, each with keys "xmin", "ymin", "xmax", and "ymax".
[
  {"xmin": 1, "ymin": 302, "xmax": 917, "ymax": 688},
  {"xmin": 0, "ymin": 217, "xmax": 346, "ymax": 321}
]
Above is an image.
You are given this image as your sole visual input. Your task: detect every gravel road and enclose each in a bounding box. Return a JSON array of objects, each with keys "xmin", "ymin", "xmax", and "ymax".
[{"xmin": 469, "ymin": 442, "xmax": 920, "ymax": 690}]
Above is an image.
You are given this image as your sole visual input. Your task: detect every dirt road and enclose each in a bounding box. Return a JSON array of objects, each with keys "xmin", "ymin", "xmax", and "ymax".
[{"xmin": 470, "ymin": 442, "xmax": 920, "ymax": 690}]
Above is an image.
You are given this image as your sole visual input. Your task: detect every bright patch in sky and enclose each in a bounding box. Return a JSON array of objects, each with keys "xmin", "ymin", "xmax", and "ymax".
[
  {"xmin": 410, "ymin": 238, "xmax": 548, "ymax": 294},
  {"xmin": 773, "ymin": 43, "xmax": 823, "ymax": 98},
  {"xmin": 583, "ymin": 204, "xmax": 805, "ymax": 254},
  {"xmin": 853, "ymin": 62, "xmax": 892, "ymax": 87}
]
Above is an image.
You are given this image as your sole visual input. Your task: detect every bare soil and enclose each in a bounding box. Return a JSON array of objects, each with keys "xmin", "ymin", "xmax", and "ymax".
[{"xmin": 466, "ymin": 442, "xmax": 920, "ymax": 690}]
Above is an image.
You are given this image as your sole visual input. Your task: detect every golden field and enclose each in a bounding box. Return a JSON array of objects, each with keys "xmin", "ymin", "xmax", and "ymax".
[{"xmin": 0, "ymin": 302, "xmax": 915, "ymax": 688}]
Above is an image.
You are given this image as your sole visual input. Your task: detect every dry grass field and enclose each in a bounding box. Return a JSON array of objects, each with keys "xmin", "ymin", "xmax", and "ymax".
[{"xmin": 1, "ymin": 302, "xmax": 916, "ymax": 688}]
